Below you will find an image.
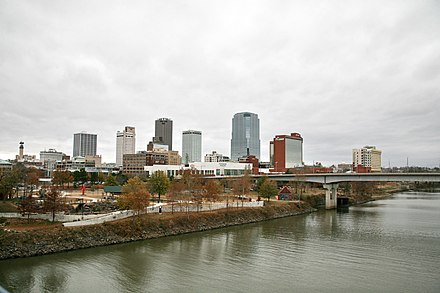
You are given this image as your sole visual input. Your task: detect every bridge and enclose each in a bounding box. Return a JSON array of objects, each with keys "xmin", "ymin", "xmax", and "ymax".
[
  {"xmin": 212, "ymin": 173, "xmax": 440, "ymax": 209},
  {"xmin": 253, "ymin": 173, "xmax": 440, "ymax": 209}
]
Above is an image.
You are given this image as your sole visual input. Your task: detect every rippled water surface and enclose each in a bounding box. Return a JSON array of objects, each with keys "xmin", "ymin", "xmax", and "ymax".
[{"xmin": 1, "ymin": 192, "xmax": 439, "ymax": 292}]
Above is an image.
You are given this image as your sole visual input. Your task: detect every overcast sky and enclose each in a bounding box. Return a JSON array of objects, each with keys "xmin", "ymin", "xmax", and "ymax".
[{"xmin": 1, "ymin": 0, "xmax": 439, "ymax": 167}]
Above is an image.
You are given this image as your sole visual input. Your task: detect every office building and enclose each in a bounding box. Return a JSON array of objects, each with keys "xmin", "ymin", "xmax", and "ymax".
[
  {"xmin": 182, "ymin": 130, "xmax": 202, "ymax": 164},
  {"xmin": 116, "ymin": 126, "xmax": 136, "ymax": 167},
  {"xmin": 270, "ymin": 133, "xmax": 304, "ymax": 172},
  {"xmin": 230, "ymin": 112, "xmax": 260, "ymax": 161},
  {"xmin": 352, "ymin": 146, "xmax": 382, "ymax": 173},
  {"xmin": 73, "ymin": 132, "xmax": 97, "ymax": 157},
  {"xmin": 154, "ymin": 118, "xmax": 173, "ymax": 150},
  {"xmin": 122, "ymin": 149, "xmax": 182, "ymax": 176}
]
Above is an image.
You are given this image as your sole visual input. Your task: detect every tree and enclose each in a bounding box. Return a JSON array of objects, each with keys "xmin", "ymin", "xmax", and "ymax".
[
  {"xmin": 0, "ymin": 170, "xmax": 19, "ymax": 200},
  {"xmin": 25, "ymin": 167, "xmax": 42, "ymax": 195},
  {"xmin": 203, "ymin": 180, "xmax": 222, "ymax": 210},
  {"xmin": 169, "ymin": 179, "xmax": 185, "ymax": 213},
  {"xmin": 118, "ymin": 176, "xmax": 151, "ymax": 217},
  {"xmin": 181, "ymin": 170, "xmax": 203, "ymax": 212},
  {"xmin": 73, "ymin": 168, "xmax": 88, "ymax": 185},
  {"xmin": 259, "ymin": 179, "xmax": 278, "ymax": 201},
  {"xmin": 148, "ymin": 171, "xmax": 170, "ymax": 203},
  {"xmin": 255, "ymin": 176, "xmax": 268, "ymax": 193},
  {"xmin": 12, "ymin": 163, "xmax": 27, "ymax": 197},
  {"xmin": 43, "ymin": 189, "xmax": 67, "ymax": 222},
  {"xmin": 18, "ymin": 196, "xmax": 39, "ymax": 221},
  {"xmin": 52, "ymin": 170, "xmax": 73, "ymax": 188},
  {"xmin": 90, "ymin": 172, "xmax": 99, "ymax": 184},
  {"xmin": 105, "ymin": 174, "xmax": 119, "ymax": 186},
  {"xmin": 232, "ymin": 172, "xmax": 251, "ymax": 207}
]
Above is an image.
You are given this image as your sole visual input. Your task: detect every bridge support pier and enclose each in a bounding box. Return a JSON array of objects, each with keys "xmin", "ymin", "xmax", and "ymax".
[{"xmin": 324, "ymin": 183, "xmax": 339, "ymax": 209}]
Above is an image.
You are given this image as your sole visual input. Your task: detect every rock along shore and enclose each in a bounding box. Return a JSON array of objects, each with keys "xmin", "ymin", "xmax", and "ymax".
[{"xmin": 0, "ymin": 203, "xmax": 315, "ymax": 260}]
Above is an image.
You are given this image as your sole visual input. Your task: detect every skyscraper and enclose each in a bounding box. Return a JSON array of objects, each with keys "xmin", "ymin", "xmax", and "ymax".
[
  {"xmin": 73, "ymin": 132, "xmax": 97, "ymax": 157},
  {"xmin": 182, "ymin": 130, "xmax": 202, "ymax": 164},
  {"xmin": 154, "ymin": 118, "xmax": 173, "ymax": 150},
  {"xmin": 230, "ymin": 112, "xmax": 260, "ymax": 161},
  {"xmin": 116, "ymin": 126, "xmax": 136, "ymax": 167}
]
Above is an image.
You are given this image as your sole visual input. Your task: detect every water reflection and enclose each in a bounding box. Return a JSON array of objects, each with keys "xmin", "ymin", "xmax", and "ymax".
[{"xmin": 1, "ymin": 192, "xmax": 439, "ymax": 293}]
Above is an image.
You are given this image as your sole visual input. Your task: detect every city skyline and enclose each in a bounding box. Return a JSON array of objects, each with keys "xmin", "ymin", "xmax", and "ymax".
[{"xmin": 1, "ymin": 1, "xmax": 439, "ymax": 167}]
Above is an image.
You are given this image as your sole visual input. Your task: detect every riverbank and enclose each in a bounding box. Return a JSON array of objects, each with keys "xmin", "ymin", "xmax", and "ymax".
[{"xmin": 0, "ymin": 202, "xmax": 315, "ymax": 260}]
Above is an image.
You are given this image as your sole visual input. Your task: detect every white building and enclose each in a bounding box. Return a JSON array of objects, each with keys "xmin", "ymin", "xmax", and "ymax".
[
  {"xmin": 116, "ymin": 126, "xmax": 136, "ymax": 167},
  {"xmin": 182, "ymin": 130, "xmax": 202, "ymax": 164},
  {"xmin": 352, "ymin": 146, "xmax": 382, "ymax": 172},
  {"xmin": 144, "ymin": 161, "xmax": 252, "ymax": 178},
  {"xmin": 205, "ymin": 151, "xmax": 230, "ymax": 162}
]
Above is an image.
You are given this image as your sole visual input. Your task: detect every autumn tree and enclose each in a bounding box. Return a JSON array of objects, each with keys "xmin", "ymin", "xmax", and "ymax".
[
  {"xmin": 169, "ymin": 179, "xmax": 185, "ymax": 213},
  {"xmin": 25, "ymin": 167, "xmax": 42, "ymax": 195},
  {"xmin": 259, "ymin": 179, "xmax": 278, "ymax": 201},
  {"xmin": 203, "ymin": 179, "xmax": 222, "ymax": 210},
  {"xmin": 232, "ymin": 172, "xmax": 252, "ymax": 207},
  {"xmin": 52, "ymin": 170, "xmax": 73, "ymax": 188},
  {"xmin": 18, "ymin": 196, "xmax": 39, "ymax": 221},
  {"xmin": 43, "ymin": 189, "xmax": 67, "ymax": 222},
  {"xmin": 118, "ymin": 176, "xmax": 151, "ymax": 217},
  {"xmin": 181, "ymin": 170, "xmax": 203, "ymax": 211},
  {"xmin": 148, "ymin": 171, "xmax": 170, "ymax": 203}
]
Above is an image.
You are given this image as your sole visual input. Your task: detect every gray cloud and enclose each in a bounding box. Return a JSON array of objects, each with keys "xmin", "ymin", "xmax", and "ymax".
[{"xmin": 1, "ymin": 0, "xmax": 439, "ymax": 167}]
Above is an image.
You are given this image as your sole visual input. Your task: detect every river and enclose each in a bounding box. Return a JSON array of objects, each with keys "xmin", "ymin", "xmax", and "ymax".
[{"xmin": 1, "ymin": 191, "xmax": 439, "ymax": 293}]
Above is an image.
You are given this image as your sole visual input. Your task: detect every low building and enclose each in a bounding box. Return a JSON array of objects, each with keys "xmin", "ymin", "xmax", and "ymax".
[
  {"xmin": 144, "ymin": 161, "xmax": 253, "ymax": 178},
  {"xmin": 239, "ymin": 155, "xmax": 259, "ymax": 174},
  {"xmin": 0, "ymin": 159, "xmax": 12, "ymax": 175},
  {"xmin": 278, "ymin": 186, "xmax": 292, "ymax": 201},
  {"xmin": 123, "ymin": 150, "xmax": 182, "ymax": 176},
  {"xmin": 204, "ymin": 151, "xmax": 230, "ymax": 163}
]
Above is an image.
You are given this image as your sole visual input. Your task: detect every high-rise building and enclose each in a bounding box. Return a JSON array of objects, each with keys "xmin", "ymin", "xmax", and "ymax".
[
  {"xmin": 182, "ymin": 130, "xmax": 202, "ymax": 164},
  {"xmin": 154, "ymin": 118, "xmax": 173, "ymax": 150},
  {"xmin": 73, "ymin": 132, "xmax": 97, "ymax": 157},
  {"xmin": 230, "ymin": 112, "xmax": 260, "ymax": 161},
  {"xmin": 270, "ymin": 133, "xmax": 303, "ymax": 172},
  {"xmin": 116, "ymin": 126, "xmax": 136, "ymax": 167},
  {"xmin": 352, "ymin": 146, "xmax": 382, "ymax": 173}
]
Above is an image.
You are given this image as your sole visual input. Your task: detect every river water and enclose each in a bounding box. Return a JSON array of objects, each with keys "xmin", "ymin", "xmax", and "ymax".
[{"xmin": 1, "ymin": 191, "xmax": 439, "ymax": 293}]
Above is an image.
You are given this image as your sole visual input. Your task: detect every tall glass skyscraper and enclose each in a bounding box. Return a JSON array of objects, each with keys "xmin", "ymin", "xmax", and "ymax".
[
  {"xmin": 182, "ymin": 130, "xmax": 202, "ymax": 164},
  {"xmin": 154, "ymin": 118, "xmax": 173, "ymax": 150},
  {"xmin": 230, "ymin": 112, "xmax": 260, "ymax": 161},
  {"xmin": 73, "ymin": 132, "xmax": 97, "ymax": 157}
]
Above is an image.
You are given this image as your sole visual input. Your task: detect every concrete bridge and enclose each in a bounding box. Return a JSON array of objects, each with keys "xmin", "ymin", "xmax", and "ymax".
[
  {"xmin": 257, "ymin": 173, "xmax": 440, "ymax": 209},
  {"xmin": 255, "ymin": 173, "xmax": 440, "ymax": 209}
]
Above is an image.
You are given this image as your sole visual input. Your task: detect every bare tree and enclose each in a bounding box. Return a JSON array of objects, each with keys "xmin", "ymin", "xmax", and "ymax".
[
  {"xmin": 18, "ymin": 196, "xmax": 39, "ymax": 222},
  {"xmin": 43, "ymin": 189, "xmax": 67, "ymax": 222}
]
